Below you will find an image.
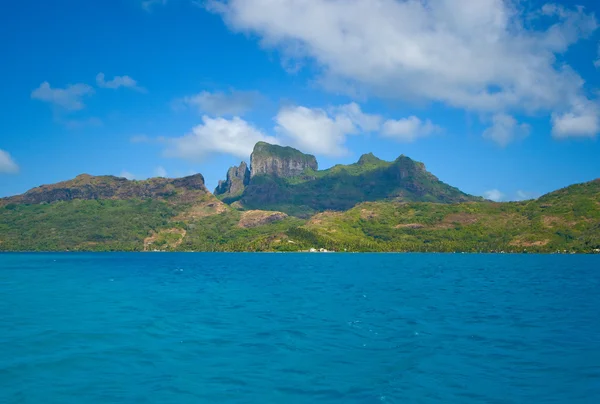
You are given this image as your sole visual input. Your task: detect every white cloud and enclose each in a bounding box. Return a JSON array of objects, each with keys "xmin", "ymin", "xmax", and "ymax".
[
  {"xmin": 163, "ymin": 102, "xmax": 435, "ymax": 160},
  {"xmin": 275, "ymin": 106, "xmax": 354, "ymax": 156},
  {"xmin": 210, "ymin": 0, "xmax": 598, "ymax": 136},
  {"xmin": 120, "ymin": 170, "xmax": 136, "ymax": 180},
  {"xmin": 31, "ymin": 81, "xmax": 94, "ymax": 111},
  {"xmin": 484, "ymin": 189, "xmax": 504, "ymax": 202},
  {"xmin": 96, "ymin": 73, "xmax": 146, "ymax": 92},
  {"xmin": 165, "ymin": 116, "xmax": 279, "ymax": 160},
  {"xmin": 332, "ymin": 102, "xmax": 382, "ymax": 132},
  {"xmin": 0, "ymin": 150, "xmax": 19, "ymax": 174},
  {"xmin": 551, "ymin": 98, "xmax": 600, "ymax": 138},
  {"xmin": 154, "ymin": 166, "xmax": 168, "ymax": 178},
  {"xmin": 275, "ymin": 103, "xmax": 436, "ymax": 154},
  {"xmin": 381, "ymin": 116, "xmax": 440, "ymax": 142},
  {"xmin": 180, "ymin": 90, "xmax": 261, "ymax": 116},
  {"xmin": 275, "ymin": 103, "xmax": 382, "ymax": 156},
  {"xmin": 483, "ymin": 113, "xmax": 530, "ymax": 147}
]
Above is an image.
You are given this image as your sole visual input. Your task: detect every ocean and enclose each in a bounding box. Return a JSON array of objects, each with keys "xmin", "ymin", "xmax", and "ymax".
[{"xmin": 1, "ymin": 253, "xmax": 599, "ymax": 403}]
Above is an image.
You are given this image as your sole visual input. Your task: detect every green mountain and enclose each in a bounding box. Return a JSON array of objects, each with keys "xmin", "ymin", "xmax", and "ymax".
[
  {"xmin": 1, "ymin": 149, "xmax": 598, "ymax": 253},
  {"xmin": 200, "ymin": 178, "xmax": 600, "ymax": 254},
  {"xmin": 216, "ymin": 142, "xmax": 480, "ymax": 217},
  {"xmin": 298, "ymin": 178, "xmax": 600, "ymax": 253},
  {"xmin": 0, "ymin": 174, "xmax": 225, "ymax": 251}
]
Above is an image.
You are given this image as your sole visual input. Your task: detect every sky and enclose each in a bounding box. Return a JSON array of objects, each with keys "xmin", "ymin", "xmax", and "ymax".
[{"xmin": 1, "ymin": 0, "xmax": 599, "ymax": 201}]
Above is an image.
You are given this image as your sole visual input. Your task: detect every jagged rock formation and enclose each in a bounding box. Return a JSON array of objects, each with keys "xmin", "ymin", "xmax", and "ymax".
[
  {"xmin": 236, "ymin": 145, "xmax": 481, "ymax": 216},
  {"xmin": 214, "ymin": 162, "xmax": 250, "ymax": 197},
  {"xmin": 0, "ymin": 173, "xmax": 210, "ymax": 206},
  {"xmin": 250, "ymin": 142, "xmax": 318, "ymax": 178}
]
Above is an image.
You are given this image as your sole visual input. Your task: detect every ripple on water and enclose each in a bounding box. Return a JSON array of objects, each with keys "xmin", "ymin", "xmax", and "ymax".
[{"xmin": 1, "ymin": 253, "xmax": 599, "ymax": 403}]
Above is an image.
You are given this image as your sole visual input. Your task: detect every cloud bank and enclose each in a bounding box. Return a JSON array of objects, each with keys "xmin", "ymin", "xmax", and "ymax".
[
  {"xmin": 164, "ymin": 102, "xmax": 437, "ymax": 160},
  {"xmin": 165, "ymin": 116, "xmax": 279, "ymax": 160},
  {"xmin": 209, "ymin": 0, "xmax": 599, "ymax": 139}
]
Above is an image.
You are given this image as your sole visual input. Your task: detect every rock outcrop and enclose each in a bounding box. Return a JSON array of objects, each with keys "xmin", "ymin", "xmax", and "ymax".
[
  {"xmin": 0, "ymin": 173, "xmax": 210, "ymax": 205},
  {"xmin": 237, "ymin": 210, "xmax": 288, "ymax": 228},
  {"xmin": 357, "ymin": 152, "xmax": 384, "ymax": 165},
  {"xmin": 214, "ymin": 162, "xmax": 250, "ymax": 196},
  {"xmin": 250, "ymin": 142, "xmax": 318, "ymax": 178}
]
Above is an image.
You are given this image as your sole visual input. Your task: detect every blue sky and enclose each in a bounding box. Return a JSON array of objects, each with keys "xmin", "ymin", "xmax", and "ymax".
[{"xmin": 1, "ymin": 0, "xmax": 599, "ymax": 201}]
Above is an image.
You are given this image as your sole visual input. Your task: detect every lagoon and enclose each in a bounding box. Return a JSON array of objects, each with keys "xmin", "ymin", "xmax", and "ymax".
[{"xmin": 1, "ymin": 253, "xmax": 599, "ymax": 403}]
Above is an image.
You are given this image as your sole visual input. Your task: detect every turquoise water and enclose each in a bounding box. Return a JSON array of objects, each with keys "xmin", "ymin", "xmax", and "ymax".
[{"xmin": 1, "ymin": 253, "xmax": 599, "ymax": 403}]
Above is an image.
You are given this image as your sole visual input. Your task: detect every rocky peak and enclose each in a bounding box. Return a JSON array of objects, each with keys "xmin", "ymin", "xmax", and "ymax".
[
  {"xmin": 250, "ymin": 142, "xmax": 318, "ymax": 178},
  {"xmin": 388, "ymin": 155, "xmax": 431, "ymax": 181},
  {"xmin": 214, "ymin": 161, "xmax": 250, "ymax": 196},
  {"xmin": 170, "ymin": 174, "xmax": 207, "ymax": 190},
  {"xmin": 357, "ymin": 153, "xmax": 384, "ymax": 165}
]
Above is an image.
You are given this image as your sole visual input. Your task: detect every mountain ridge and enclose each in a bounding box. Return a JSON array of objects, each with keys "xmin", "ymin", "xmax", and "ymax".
[
  {"xmin": 0, "ymin": 173, "xmax": 210, "ymax": 206},
  {"xmin": 1, "ymin": 142, "xmax": 598, "ymax": 253},
  {"xmin": 1, "ymin": 176, "xmax": 598, "ymax": 253},
  {"xmin": 215, "ymin": 142, "xmax": 482, "ymax": 217}
]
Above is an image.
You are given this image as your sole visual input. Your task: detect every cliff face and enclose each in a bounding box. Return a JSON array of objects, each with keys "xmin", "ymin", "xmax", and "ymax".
[
  {"xmin": 1, "ymin": 173, "xmax": 210, "ymax": 205},
  {"xmin": 250, "ymin": 142, "xmax": 318, "ymax": 178},
  {"xmin": 214, "ymin": 162, "xmax": 250, "ymax": 196}
]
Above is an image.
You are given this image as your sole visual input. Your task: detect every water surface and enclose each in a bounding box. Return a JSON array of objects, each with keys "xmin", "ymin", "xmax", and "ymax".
[{"xmin": 1, "ymin": 253, "xmax": 599, "ymax": 403}]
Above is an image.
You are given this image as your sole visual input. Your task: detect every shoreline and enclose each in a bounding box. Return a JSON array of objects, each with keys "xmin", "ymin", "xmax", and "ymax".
[{"xmin": 1, "ymin": 250, "xmax": 599, "ymax": 255}]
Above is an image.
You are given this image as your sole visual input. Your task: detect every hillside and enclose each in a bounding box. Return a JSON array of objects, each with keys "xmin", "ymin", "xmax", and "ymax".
[
  {"xmin": 299, "ymin": 184, "xmax": 600, "ymax": 253},
  {"xmin": 0, "ymin": 173, "xmax": 226, "ymax": 251},
  {"xmin": 204, "ymin": 178, "xmax": 600, "ymax": 253},
  {"xmin": 216, "ymin": 142, "xmax": 481, "ymax": 216},
  {"xmin": 0, "ymin": 170, "xmax": 598, "ymax": 252}
]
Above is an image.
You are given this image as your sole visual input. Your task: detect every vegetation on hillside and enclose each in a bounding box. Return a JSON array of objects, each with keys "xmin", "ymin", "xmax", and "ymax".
[
  {"xmin": 0, "ymin": 143, "xmax": 597, "ymax": 254},
  {"xmin": 0, "ymin": 199, "xmax": 178, "ymax": 251},
  {"xmin": 0, "ymin": 179, "xmax": 598, "ymax": 253},
  {"xmin": 240, "ymin": 155, "xmax": 480, "ymax": 217}
]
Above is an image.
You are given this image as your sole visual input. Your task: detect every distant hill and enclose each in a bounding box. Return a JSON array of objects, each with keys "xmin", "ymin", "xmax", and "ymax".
[
  {"xmin": 298, "ymin": 178, "xmax": 600, "ymax": 253},
  {"xmin": 0, "ymin": 174, "xmax": 226, "ymax": 251},
  {"xmin": 0, "ymin": 173, "xmax": 211, "ymax": 206},
  {"xmin": 216, "ymin": 142, "xmax": 481, "ymax": 217}
]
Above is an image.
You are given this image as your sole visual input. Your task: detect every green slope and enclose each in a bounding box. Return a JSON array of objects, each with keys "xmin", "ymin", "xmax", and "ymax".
[
  {"xmin": 1, "ymin": 179, "xmax": 597, "ymax": 253},
  {"xmin": 239, "ymin": 154, "xmax": 480, "ymax": 217},
  {"xmin": 295, "ymin": 179, "xmax": 600, "ymax": 253},
  {"xmin": 0, "ymin": 199, "xmax": 179, "ymax": 251}
]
